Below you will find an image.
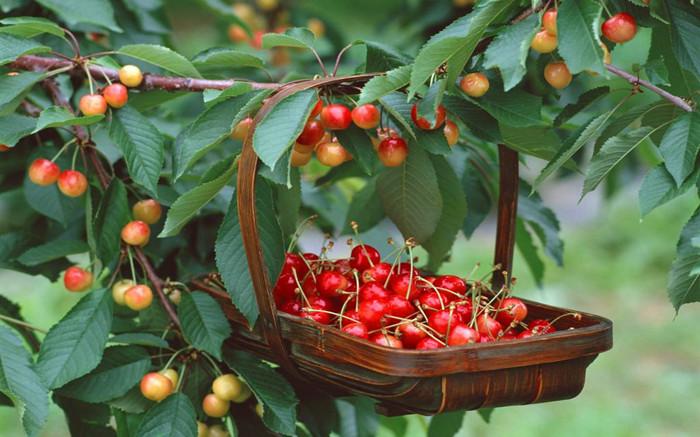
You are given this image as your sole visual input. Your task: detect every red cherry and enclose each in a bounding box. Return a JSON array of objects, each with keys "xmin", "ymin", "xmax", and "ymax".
[
  {"xmin": 530, "ymin": 319, "xmax": 556, "ymax": 334},
  {"xmin": 79, "ymin": 94, "xmax": 107, "ymax": 116},
  {"xmin": 396, "ymin": 262, "xmax": 417, "ymax": 275},
  {"xmin": 132, "ymin": 199, "xmax": 162, "ymax": 224},
  {"xmin": 358, "ymin": 298, "xmax": 389, "ymax": 329},
  {"xmin": 369, "ymin": 333, "xmax": 403, "ymax": 348},
  {"xmin": 443, "ymin": 120, "xmax": 459, "ymax": 146},
  {"xmin": 495, "ymin": 297, "xmax": 528, "ymax": 327},
  {"xmin": 428, "ymin": 309, "xmax": 462, "ymax": 336},
  {"xmin": 416, "ymin": 337, "xmax": 444, "ymax": 350},
  {"xmin": 387, "ymin": 295, "xmax": 415, "ymax": 318},
  {"xmin": 341, "ymin": 322, "xmax": 369, "ymax": 339},
  {"xmin": 410, "ymin": 104, "xmax": 446, "ymax": 130},
  {"xmin": 343, "ymin": 309, "xmax": 360, "ymax": 323},
  {"xmin": 316, "ymin": 142, "xmax": 349, "ymax": 167},
  {"xmin": 447, "ymin": 323, "xmax": 479, "ymax": 346},
  {"xmin": 309, "ymin": 98, "xmax": 323, "ymax": 118},
  {"xmin": 350, "ymin": 244, "xmax": 380, "ymax": 271},
  {"xmin": 297, "ymin": 119, "xmax": 325, "ymax": 146},
  {"xmin": 479, "ymin": 334, "xmax": 494, "ymax": 343},
  {"xmin": 602, "ymin": 12, "xmax": 637, "ymax": 44},
  {"xmin": 377, "ymin": 137, "xmax": 408, "ymax": 167},
  {"xmin": 63, "ymin": 266, "xmax": 93, "ymax": 292},
  {"xmin": 307, "ymin": 295, "xmax": 337, "ymax": 312},
  {"xmin": 121, "ymin": 220, "xmax": 151, "ymax": 246},
  {"xmin": 57, "ymin": 170, "xmax": 88, "ymax": 197},
  {"xmin": 388, "ymin": 273, "xmax": 419, "ymax": 300},
  {"xmin": 476, "ymin": 314, "xmax": 503, "ymax": 339},
  {"xmin": 300, "ymin": 308, "xmax": 331, "ymax": 324},
  {"xmin": 273, "ymin": 273, "xmax": 298, "ymax": 304},
  {"xmin": 359, "ymin": 282, "xmax": 390, "ymax": 301},
  {"xmin": 453, "ymin": 300, "xmax": 473, "ymax": 320},
  {"xmin": 281, "ymin": 253, "xmax": 309, "ymax": 277},
  {"xmin": 317, "ymin": 271, "xmax": 349, "ymax": 298},
  {"xmin": 279, "ymin": 300, "xmax": 301, "ymax": 315},
  {"xmin": 517, "ymin": 330, "xmax": 535, "ymax": 339},
  {"xmin": 500, "ymin": 330, "xmax": 517, "ymax": 341},
  {"xmin": 103, "ymin": 83, "xmax": 128, "ymax": 108},
  {"xmin": 361, "ymin": 262, "xmax": 391, "ymax": 284},
  {"xmin": 28, "ymin": 158, "xmax": 60, "ymax": 186},
  {"xmin": 351, "ymin": 104, "xmax": 380, "ymax": 129},
  {"xmin": 333, "ymin": 258, "xmax": 353, "ymax": 276},
  {"xmin": 417, "ymin": 291, "xmax": 444, "ymax": 313},
  {"xmin": 542, "ymin": 9, "xmax": 557, "ymax": 36},
  {"xmin": 433, "ymin": 275, "xmax": 467, "ymax": 301},
  {"xmin": 398, "ymin": 322, "xmax": 427, "ymax": 349},
  {"xmin": 320, "ymin": 104, "xmax": 352, "ymax": 130}
]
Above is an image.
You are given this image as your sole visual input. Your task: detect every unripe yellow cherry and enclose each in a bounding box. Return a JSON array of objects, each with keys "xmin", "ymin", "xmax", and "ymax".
[
  {"xmin": 212, "ymin": 374, "xmax": 244, "ymax": 401},
  {"xmin": 202, "ymin": 393, "xmax": 230, "ymax": 418},
  {"xmin": 160, "ymin": 368, "xmax": 179, "ymax": 388},
  {"xmin": 530, "ymin": 29, "xmax": 557, "ymax": 54},
  {"xmin": 119, "ymin": 65, "xmax": 144, "ymax": 88},
  {"xmin": 112, "ymin": 279, "xmax": 135, "ymax": 305}
]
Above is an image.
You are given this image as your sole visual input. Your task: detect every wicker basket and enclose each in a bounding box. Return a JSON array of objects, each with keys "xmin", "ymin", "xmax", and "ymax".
[{"xmin": 198, "ymin": 75, "xmax": 613, "ymax": 415}]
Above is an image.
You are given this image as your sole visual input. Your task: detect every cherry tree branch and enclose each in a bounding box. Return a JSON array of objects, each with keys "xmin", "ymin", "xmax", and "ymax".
[{"xmin": 605, "ymin": 63, "xmax": 694, "ymax": 112}]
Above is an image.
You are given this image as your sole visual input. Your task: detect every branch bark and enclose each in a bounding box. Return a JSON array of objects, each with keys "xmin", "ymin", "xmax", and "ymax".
[{"xmin": 605, "ymin": 63, "xmax": 694, "ymax": 112}]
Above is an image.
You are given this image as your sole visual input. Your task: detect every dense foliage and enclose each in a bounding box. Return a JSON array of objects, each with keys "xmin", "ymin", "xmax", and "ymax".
[{"xmin": 0, "ymin": 0, "xmax": 697, "ymax": 436}]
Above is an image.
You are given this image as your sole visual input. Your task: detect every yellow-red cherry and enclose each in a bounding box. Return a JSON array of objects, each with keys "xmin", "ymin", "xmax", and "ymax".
[
  {"xmin": 124, "ymin": 284, "xmax": 153, "ymax": 311},
  {"xmin": 28, "ymin": 158, "xmax": 60, "ymax": 186},
  {"xmin": 351, "ymin": 104, "xmax": 380, "ymax": 129},
  {"xmin": 121, "ymin": 220, "xmax": 151, "ymax": 246},
  {"xmin": 410, "ymin": 104, "xmax": 446, "ymax": 130},
  {"xmin": 79, "ymin": 94, "xmax": 107, "ymax": 116},
  {"xmin": 530, "ymin": 29, "xmax": 557, "ymax": 53},
  {"xmin": 103, "ymin": 83, "xmax": 128, "ymax": 108},
  {"xmin": 316, "ymin": 142, "xmax": 348, "ymax": 167},
  {"xmin": 132, "ymin": 199, "xmax": 162, "ymax": 224},
  {"xmin": 57, "ymin": 170, "xmax": 88, "ymax": 197},
  {"xmin": 63, "ymin": 266, "xmax": 93, "ymax": 292},
  {"xmin": 602, "ymin": 12, "xmax": 637, "ymax": 44},
  {"xmin": 544, "ymin": 61, "xmax": 573, "ymax": 89},
  {"xmin": 140, "ymin": 372, "xmax": 173, "ymax": 402},
  {"xmin": 377, "ymin": 137, "xmax": 408, "ymax": 167},
  {"xmin": 202, "ymin": 393, "xmax": 230, "ymax": 418},
  {"xmin": 459, "ymin": 72, "xmax": 490, "ymax": 98},
  {"xmin": 543, "ymin": 9, "xmax": 557, "ymax": 35}
]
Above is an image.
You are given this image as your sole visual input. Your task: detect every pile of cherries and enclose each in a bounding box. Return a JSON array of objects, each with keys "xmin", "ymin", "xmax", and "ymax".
[{"xmin": 273, "ymin": 241, "xmax": 578, "ymax": 350}]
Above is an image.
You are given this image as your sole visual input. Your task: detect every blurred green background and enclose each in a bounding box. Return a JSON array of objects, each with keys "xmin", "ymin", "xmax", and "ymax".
[{"xmin": 2, "ymin": 0, "xmax": 700, "ymax": 435}]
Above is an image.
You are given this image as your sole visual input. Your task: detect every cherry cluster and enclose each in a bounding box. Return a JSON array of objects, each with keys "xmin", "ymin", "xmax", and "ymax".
[
  {"xmin": 531, "ymin": 8, "xmax": 637, "ymax": 90},
  {"xmin": 79, "ymin": 64, "xmax": 143, "ymax": 116},
  {"xmin": 273, "ymin": 241, "xmax": 578, "ymax": 350}
]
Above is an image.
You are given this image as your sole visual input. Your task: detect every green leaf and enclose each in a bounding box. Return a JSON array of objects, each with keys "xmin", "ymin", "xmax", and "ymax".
[
  {"xmin": 357, "ymin": 65, "xmax": 412, "ymax": 105},
  {"xmin": 0, "ymin": 325, "xmax": 49, "ymax": 437},
  {"xmin": 178, "ymin": 292, "xmax": 231, "ymax": 360},
  {"xmin": 0, "ymin": 295, "xmax": 40, "ymax": 352},
  {"xmin": 483, "ymin": 14, "xmax": 540, "ymax": 90},
  {"xmin": 224, "ymin": 350, "xmax": 298, "ymax": 436},
  {"xmin": 500, "ymin": 123, "xmax": 565, "ymax": 163},
  {"xmin": 275, "ymin": 167, "xmax": 301, "ymax": 239},
  {"xmin": 518, "ymin": 184, "xmax": 563, "ymax": 266},
  {"xmin": 378, "ymin": 92, "xmax": 416, "ymax": 139},
  {"xmin": 0, "ymin": 16, "xmax": 64, "ymax": 38},
  {"xmin": 36, "ymin": 0, "xmax": 121, "ymax": 32},
  {"xmin": 422, "ymin": 156, "xmax": 467, "ymax": 271},
  {"xmin": 57, "ymin": 346, "xmax": 150, "ymax": 403},
  {"xmin": 535, "ymin": 109, "xmax": 617, "ymax": 189},
  {"xmin": 0, "ymin": 113, "xmax": 36, "ymax": 147},
  {"xmin": 443, "ymin": 96, "xmax": 501, "ymax": 143},
  {"xmin": 427, "ymin": 411, "xmax": 464, "ymax": 437},
  {"xmin": 134, "ymin": 393, "xmax": 197, "ymax": 437},
  {"xmin": 335, "ymin": 397, "xmax": 379, "ymax": 437},
  {"xmin": 582, "ymin": 127, "xmax": 655, "ymax": 197},
  {"xmin": 464, "ymin": 85, "xmax": 545, "ymax": 128},
  {"xmin": 262, "ymin": 27, "xmax": 315, "ymax": 50},
  {"xmin": 554, "ymin": 86, "xmax": 610, "ymax": 127},
  {"xmin": 557, "ymin": 0, "xmax": 604, "ymax": 75},
  {"xmin": 160, "ymin": 161, "xmax": 236, "ymax": 238},
  {"xmin": 343, "ymin": 178, "xmax": 384, "ymax": 234},
  {"xmin": 174, "ymin": 92, "xmax": 254, "ymax": 180},
  {"xmin": 659, "ymin": 112, "xmax": 700, "ymax": 186},
  {"xmin": 253, "ymin": 89, "xmax": 317, "ymax": 170},
  {"xmin": 377, "ymin": 145, "xmax": 442, "ymax": 243},
  {"xmin": 639, "ymin": 165, "xmax": 696, "ymax": 217},
  {"xmin": 23, "ymin": 176, "xmax": 83, "ymax": 227},
  {"xmin": 108, "ymin": 333, "xmax": 169, "ymax": 349},
  {"xmin": 461, "ymin": 151, "xmax": 493, "ymax": 238},
  {"xmin": 0, "ymin": 71, "xmax": 44, "ymax": 115},
  {"xmin": 334, "ymin": 125, "xmax": 377, "ymax": 175},
  {"xmin": 364, "ymin": 40, "xmax": 411, "ymax": 72},
  {"xmin": 117, "ymin": 44, "xmax": 201, "ymax": 78},
  {"xmin": 17, "ymin": 239, "xmax": 88, "ymax": 266},
  {"xmin": 666, "ymin": 0, "xmax": 700, "ymax": 78},
  {"xmin": 93, "ymin": 180, "xmax": 129, "ymax": 267},
  {"xmin": 215, "ymin": 178, "xmax": 284, "ymax": 326},
  {"xmin": 36, "ymin": 288, "xmax": 113, "ymax": 389},
  {"xmin": 409, "ymin": 0, "xmax": 517, "ymax": 95},
  {"xmin": 192, "ymin": 48, "xmax": 264, "ymax": 71},
  {"xmin": 109, "ymin": 105, "xmax": 164, "ymax": 196},
  {"xmin": 0, "ymin": 33, "xmax": 50, "ymax": 65},
  {"xmin": 478, "ymin": 408, "xmax": 494, "ymax": 423},
  {"xmin": 516, "ymin": 218, "xmax": 545, "ymax": 287},
  {"xmin": 668, "ymin": 208, "xmax": 700, "ymax": 311},
  {"xmin": 33, "ymin": 106, "xmax": 103, "ymax": 133},
  {"xmin": 417, "ymin": 79, "xmax": 446, "ymax": 126}
]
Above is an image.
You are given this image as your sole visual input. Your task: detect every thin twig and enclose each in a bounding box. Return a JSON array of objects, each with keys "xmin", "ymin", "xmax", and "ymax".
[
  {"xmin": 0, "ymin": 314, "xmax": 48, "ymax": 334},
  {"xmin": 605, "ymin": 63, "xmax": 694, "ymax": 112}
]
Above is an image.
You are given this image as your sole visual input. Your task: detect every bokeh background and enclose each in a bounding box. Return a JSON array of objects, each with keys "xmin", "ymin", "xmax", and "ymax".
[{"xmin": 2, "ymin": 0, "xmax": 699, "ymax": 435}]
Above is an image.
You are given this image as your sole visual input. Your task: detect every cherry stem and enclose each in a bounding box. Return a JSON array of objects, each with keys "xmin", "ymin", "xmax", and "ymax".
[
  {"xmin": 175, "ymin": 364, "xmax": 187, "ymax": 392},
  {"xmin": 548, "ymin": 312, "xmax": 582, "ymax": 326},
  {"xmin": 305, "ymin": 308, "xmax": 357, "ymax": 322},
  {"xmin": 83, "ymin": 62, "xmax": 95, "ymax": 95},
  {"xmin": 126, "ymin": 246, "xmax": 138, "ymax": 283},
  {"xmin": 291, "ymin": 268, "xmax": 312, "ymax": 307},
  {"xmin": 287, "ymin": 214, "xmax": 317, "ymax": 252},
  {"xmin": 0, "ymin": 314, "xmax": 47, "ymax": 334},
  {"xmin": 70, "ymin": 142, "xmax": 80, "ymax": 170},
  {"xmin": 162, "ymin": 345, "xmax": 193, "ymax": 371},
  {"xmin": 332, "ymin": 43, "xmax": 355, "ymax": 77},
  {"xmin": 415, "ymin": 323, "xmax": 446, "ymax": 346},
  {"xmin": 309, "ymin": 47, "xmax": 329, "ymax": 77},
  {"xmin": 50, "ymin": 138, "xmax": 77, "ymax": 162},
  {"xmin": 200, "ymin": 351, "xmax": 223, "ymax": 376}
]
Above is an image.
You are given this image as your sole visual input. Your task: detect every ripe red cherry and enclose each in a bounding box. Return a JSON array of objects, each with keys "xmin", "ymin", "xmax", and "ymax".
[
  {"xmin": 387, "ymin": 295, "xmax": 415, "ymax": 318},
  {"xmin": 79, "ymin": 94, "xmax": 108, "ymax": 116},
  {"xmin": 443, "ymin": 120, "xmax": 459, "ymax": 146},
  {"xmin": 543, "ymin": 9, "xmax": 557, "ymax": 35},
  {"xmin": 279, "ymin": 300, "xmax": 302, "ymax": 315},
  {"xmin": 297, "ymin": 119, "xmax": 325, "ymax": 146},
  {"xmin": 398, "ymin": 322, "xmax": 427, "ymax": 349},
  {"xmin": 320, "ymin": 104, "xmax": 352, "ymax": 130},
  {"xmin": 0, "ymin": 144, "xmax": 10, "ymax": 152},
  {"xmin": 341, "ymin": 322, "xmax": 369, "ymax": 339},
  {"xmin": 358, "ymin": 298, "xmax": 389, "ymax": 329},
  {"xmin": 307, "ymin": 295, "xmax": 337, "ymax": 312},
  {"xmin": 517, "ymin": 329, "xmax": 536, "ymax": 339},
  {"xmin": 410, "ymin": 104, "xmax": 446, "ymax": 130},
  {"xmin": 602, "ymin": 12, "xmax": 637, "ymax": 44},
  {"xmin": 476, "ymin": 314, "xmax": 503, "ymax": 339},
  {"xmin": 28, "ymin": 158, "xmax": 60, "ymax": 186},
  {"xmin": 370, "ymin": 333, "xmax": 403, "ymax": 348},
  {"xmin": 496, "ymin": 297, "xmax": 528, "ymax": 327},
  {"xmin": 343, "ymin": 309, "xmax": 360, "ymax": 323},
  {"xmin": 351, "ymin": 104, "xmax": 380, "ymax": 129},
  {"xmin": 479, "ymin": 334, "xmax": 494, "ymax": 343},
  {"xmin": 454, "ymin": 300, "xmax": 473, "ymax": 320},
  {"xmin": 132, "ymin": 199, "xmax": 162, "ymax": 224},
  {"xmin": 121, "ymin": 220, "xmax": 151, "ymax": 246},
  {"xmin": 428, "ymin": 309, "xmax": 462, "ymax": 336},
  {"xmin": 416, "ymin": 337, "xmax": 444, "ymax": 350},
  {"xmin": 57, "ymin": 170, "xmax": 88, "ymax": 197},
  {"xmin": 350, "ymin": 244, "xmax": 380, "ymax": 271},
  {"xmin": 433, "ymin": 275, "xmax": 467, "ymax": 301},
  {"xmin": 300, "ymin": 307, "xmax": 332, "ymax": 324},
  {"xmin": 396, "ymin": 262, "xmax": 417, "ymax": 275},
  {"xmin": 500, "ymin": 330, "xmax": 517, "ymax": 341},
  {"xmin": 377, "ymin": 137, "xmax": 408, "ymax": 167},
  {"xmin": 447, "ymin": 323, "xmax": 479, "ymax": 346},
  {"xmin": 317, "ymin": 271, "xmax": 349, "ymax": 298},
  {"xmin": 359, "ymin": 282, "xmax": 390, "ymax": 301},
  {"xmin": 459, "ymin": 73, "xmax": 490, "ymax": 98},
  {"xmin": 273, "ymin": 273, "xmax": 298, "ymax": 304},
  {"xmin": 417, "ymin": 291, "xmax": 444, "ymax": 313},
  {"xmin": 389, "ymin": 273, "xmax": 419, "ymax": 300},
  {"xmin": 361, "ymin": 262, "xmax": 391, "ymax": 284},
  {"xmin": 530, "ymin": 319, "xmax": 556, "ymax": 334},
  {"xmin": 103, "ymin": 83, "xmax": 128, "ymax": 108},
  {"xmin": 310, "ymin": 98, "xmax": 324, "ymax": 117},
  {"xmin": 64, "ymin": 266, "xmax": 93, "ymax": 292},
  {"xmin": 281, "ymin": 253, "xmax": 309, "ymax": 277}
]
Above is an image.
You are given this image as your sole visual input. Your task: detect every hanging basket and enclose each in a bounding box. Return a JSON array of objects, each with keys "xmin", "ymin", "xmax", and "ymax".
[{"xmin": 198, "ymin": 74, "xmax": 613, "ymax": 416}]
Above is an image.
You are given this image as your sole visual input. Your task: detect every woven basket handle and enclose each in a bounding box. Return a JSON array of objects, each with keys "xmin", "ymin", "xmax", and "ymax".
[{"xmin": 237, "ymin": 75, "xmax": 519, "ymax": 374}]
